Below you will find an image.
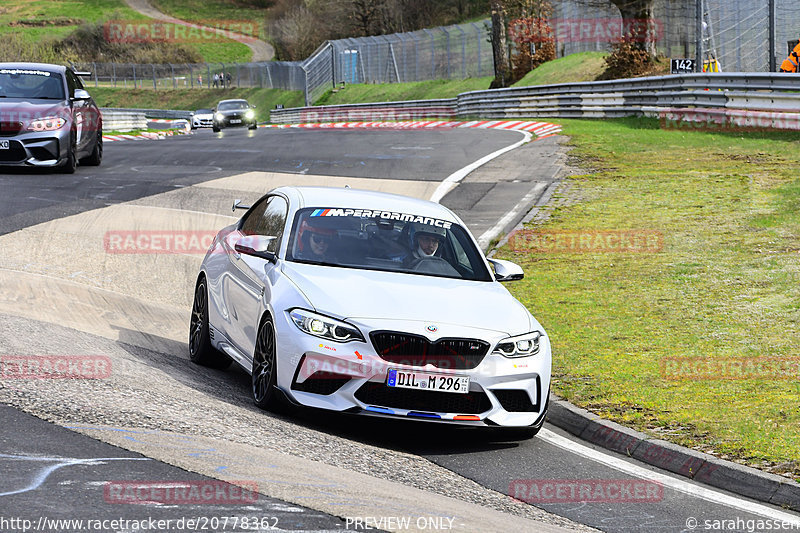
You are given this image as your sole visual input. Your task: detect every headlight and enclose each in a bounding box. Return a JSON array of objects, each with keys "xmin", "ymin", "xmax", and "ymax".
[
  {"xmin": 245, "ymin": 109, "xmax": 255, "ymax": 119},
  {"xmin": 27, "ymin": 117, "xmax": 66, "ymax": 132},
  {"xmin": 289, "ymin": 308, "xmax": 364, "ymax": 343},
  {"xmin": 493, "ymin": 331, "xmax": 541, "ymax": 358},
  {"xmin": 215, "ymin": 113, "xmax": 224, "ymax": 121}
]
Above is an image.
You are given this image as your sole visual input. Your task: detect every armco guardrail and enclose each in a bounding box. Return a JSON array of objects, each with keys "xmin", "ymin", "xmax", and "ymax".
[
  {"xmin": 270, "ymin": 99, "xmax": 456, "ymax": 123},
  {"xmin": 100, "ymin": 109, "xmax": 148, "ymax": 132},
  {"xmin": 269, "ymin": 73, "xmax": 800, "ymax": 131},
  {"xmin": 102, "ymin": 108, "xmax": 193, "ymax": 120}
]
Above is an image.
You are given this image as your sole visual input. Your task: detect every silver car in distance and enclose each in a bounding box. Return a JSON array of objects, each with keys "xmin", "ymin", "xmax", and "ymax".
[{"xmin": 189, "ymin": 186, "xmax": 551, "ymax": 437}]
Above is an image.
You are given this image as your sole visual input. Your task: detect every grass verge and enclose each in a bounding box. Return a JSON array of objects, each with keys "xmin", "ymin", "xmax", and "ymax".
[
  {"xmin": 514, "ymin": 52, "xmax": 608, "ymax": 86},
  {"xmin": 0, "ymin": 0, "xmax": 251, "ymax": 63},
  {"xmin": 494, "ymin": 117, "xmax": 800, "ymax": 479}
]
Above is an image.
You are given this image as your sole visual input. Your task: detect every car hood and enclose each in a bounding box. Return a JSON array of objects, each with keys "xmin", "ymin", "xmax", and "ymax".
[
  {"xmin": 281, "ymin": 262, "xmax": 533, "ymax": 336},
  {"xmin": 217, "ymin": 109, "xmax": 248, "ymax": 116},
  {"xmin": 0, "ymin": 99, "xmax": 69, "ymax": 119}
]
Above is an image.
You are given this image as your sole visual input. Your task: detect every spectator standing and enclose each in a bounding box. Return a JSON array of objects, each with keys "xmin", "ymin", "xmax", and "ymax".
[{"xmin": 780, "ymin": 39, "xmax": 800, "ymax": 72}]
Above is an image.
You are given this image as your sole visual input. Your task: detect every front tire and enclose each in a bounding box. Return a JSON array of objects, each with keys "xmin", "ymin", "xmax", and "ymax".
[
  {"xmin": 189, "ymin": 277, "xmax": 231, "ymax": 369},
  {"xmin": 81, "ymin": 130, "xmax": 102, "ymax": 166},
  {"xmin": 59, "ymin": 141, "xmax": 77, "ymax": 174},
  {"xmin": 252, "ymin": 315, "xmax": 280, "ymax": 410}
]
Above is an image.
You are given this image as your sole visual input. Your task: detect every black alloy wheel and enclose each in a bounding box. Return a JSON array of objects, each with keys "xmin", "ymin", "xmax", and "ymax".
[
  {"xmin": 189, "ymin": 278, "xmax": 231, "ymax": 369},
  {"xmin": 252, "ymin": 315, "xmax": 280, "ymax": 410},
  {"xmin": 82, "ymin": 130, "xmax": 102, "ymax": 166},
  {"xmin": 59, "ymin": 139, "xmax": 77, "ymax": 174}
]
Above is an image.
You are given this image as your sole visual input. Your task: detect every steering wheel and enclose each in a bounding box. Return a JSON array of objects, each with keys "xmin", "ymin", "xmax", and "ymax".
[{"xmin": 410, "ymin": 256, "xmax": 460, "ymax": 276}]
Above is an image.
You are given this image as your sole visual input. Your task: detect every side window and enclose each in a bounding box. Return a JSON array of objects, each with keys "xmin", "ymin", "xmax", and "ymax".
[
  {"xmin": 65, "ymin": 71, "xmax": 77, "ymax": 96},
  {"xmin": 240, "ymin": 196, "xmax": 288, "ymax": 250}
]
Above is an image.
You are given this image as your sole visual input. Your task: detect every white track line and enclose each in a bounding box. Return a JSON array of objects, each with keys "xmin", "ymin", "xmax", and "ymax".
[
  {"xmin": 539, "ymin": 429, "xmax": 800, "ymax": 524},
  {"xmin": 477, "ymin": 182, "xmax": 548, "ymax": 249},
  {"xmin": 429, "ymin": 130, "xmax": 532, "ymax": 203}
]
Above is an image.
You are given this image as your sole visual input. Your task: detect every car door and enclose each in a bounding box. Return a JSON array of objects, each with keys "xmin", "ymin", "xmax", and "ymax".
[
  {"xmin": 223, "ymin": 195, "xmax": 288, "ymax": 358},
  {"xmin": 65, "ymin": 70, "xmax": 90, "ymax": 153}
]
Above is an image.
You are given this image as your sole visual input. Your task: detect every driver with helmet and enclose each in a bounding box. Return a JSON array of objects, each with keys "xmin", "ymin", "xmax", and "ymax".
[
  {"xmin": 405, "ymin": 222, "xmax": 447, "ymax": 265},
  {"xmin": 295, "ymin": 218, "xmax": 337, "ymax": 262}
]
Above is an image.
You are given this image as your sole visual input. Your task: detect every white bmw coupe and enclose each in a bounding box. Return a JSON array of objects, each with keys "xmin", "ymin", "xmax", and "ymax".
[{"xmin": 189, "ymin": 186, "xmax": 551, "ymax": 436}]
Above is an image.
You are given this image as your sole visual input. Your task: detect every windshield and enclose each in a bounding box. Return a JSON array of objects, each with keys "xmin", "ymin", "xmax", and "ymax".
[
  {"xmin": 0, "ymin": 68, "xmax": 64, "ymax": 99},
  {"xmin": 196, "ymin": 108, "xmax": 212, "ymax": 114},
  {"xmin": 286, "ymin": 208, "xmax": 492, "ymax": 281},
  {"xmin": 218, "ymin": 101, "xmax": 248, "ymax": 110}
]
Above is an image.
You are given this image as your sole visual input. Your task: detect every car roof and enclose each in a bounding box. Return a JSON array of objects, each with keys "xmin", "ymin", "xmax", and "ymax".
[
  {"xmin": 217, "ymin": 99, "xmax": 248, "ymax": 104},
  {"xmin": 0, "ymin": 62, "xmax": 67, "ymax": 74},
  {"xmin": 275, "ymin": 186, "xmax": 459, "ymax": 223}
]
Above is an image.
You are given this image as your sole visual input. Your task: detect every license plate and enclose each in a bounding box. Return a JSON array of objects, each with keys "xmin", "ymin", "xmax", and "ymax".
[
  {"xmin": 230, "ymin": 119, "xmax": 242, "ymax": 124},
  {"xmin": 387, "ymin": 369, "xmax": 469, "ymax": 394},
  {"xmin": 0, "ymin": 141, "xmax": 9, "ymax": 150}
]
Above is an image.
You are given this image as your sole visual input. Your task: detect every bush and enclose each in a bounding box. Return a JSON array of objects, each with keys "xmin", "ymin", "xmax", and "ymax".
[
  {"xmin": 0, "ymin": 33, "xmax": 76, "ymax": 64},
  {"xmin": 602, "ymin": 35, "xmax": 652, "ymax": 79},
  {"xmin": 56, "ymin": 18, "xmax": 202, "ymax": 64}
]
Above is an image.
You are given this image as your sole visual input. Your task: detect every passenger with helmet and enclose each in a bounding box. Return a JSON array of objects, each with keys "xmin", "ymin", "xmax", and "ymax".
[
  {"xmin": 404, "ymin": 222, "xmax": 446, "ymax": 263},
  {"xmin": 295, "ymin": 218, "xmax": 338, "ymax": 262}
]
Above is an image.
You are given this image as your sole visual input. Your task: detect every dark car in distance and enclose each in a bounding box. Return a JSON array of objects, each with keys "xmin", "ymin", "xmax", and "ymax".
[
  {"xmin": 212, "ymin": 99, "xmax": 257, "ymax": 132},
  {"xmin": 0, "ymin": 62, "xmax": 102, "ymax": 173}
]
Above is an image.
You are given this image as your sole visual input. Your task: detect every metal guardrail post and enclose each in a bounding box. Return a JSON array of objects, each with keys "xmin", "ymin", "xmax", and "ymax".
[
  {"xmin": 470, "ymin": 22, "xmax": 482, "ymax": 77},
  {"xmin": 456, "ymin": 25, "xmax": 466, "ymax": 79},
  {"xmin": 695, "ymin": 0, "xmax": 703, "ymax": 72},
  {"xmin": 422, "ymin": 29, "xmax": 434, "ymax": 80},
  {"xmin": 769, "ymin": 0, "xmax": 776, "ymax": 72},
  {"xmin": 152, "ymin": 64, "xmax": 157, "ymax": 90}
]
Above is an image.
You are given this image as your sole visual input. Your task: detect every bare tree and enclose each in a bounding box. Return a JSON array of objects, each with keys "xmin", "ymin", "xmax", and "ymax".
[
  {"xmin": 489, "ymin": 0, "xmax": 510, "ymax": 88},
  {"xmin": 574, "ymin": 0, "xmax": 658, "ymax": 58}
]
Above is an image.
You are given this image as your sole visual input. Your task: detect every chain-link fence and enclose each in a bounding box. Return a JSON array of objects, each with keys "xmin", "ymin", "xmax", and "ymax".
[
  {"xmin": 302, "ymin": 21, "xmax": 494, "ymax": 105},
  {"xmin": 75, "ymin": 1, "xmax": 799, "ymax": 106},
  {"xmin": 71, "ymin": 61, "xmax": 306, "ymax": 91},
  {"xmin": 552, "ymin": 0, "xmax": 798, "ymax": 73}
]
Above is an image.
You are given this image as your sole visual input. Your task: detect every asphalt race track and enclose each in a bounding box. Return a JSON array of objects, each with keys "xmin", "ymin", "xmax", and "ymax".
[{"xmin": 1, "ymin": 126, "xmax": 798, "ymax": 532}]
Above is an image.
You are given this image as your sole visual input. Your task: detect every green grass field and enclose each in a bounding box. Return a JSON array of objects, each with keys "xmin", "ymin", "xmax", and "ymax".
[
  {"xmin": 515, "ymin": 52, "xmax": 608, "ymax": 86},
  {"xmin": 495, "ymin": 118, "xmax": 800, "ymax": 480},
  {"xmin": 0, "ymin": 0, "xmax": 252, "ymax": 63}
]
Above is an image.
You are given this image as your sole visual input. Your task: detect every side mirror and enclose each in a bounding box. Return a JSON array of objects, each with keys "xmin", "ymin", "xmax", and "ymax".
[
  {"xmin": 234, "ymin": 235, "xmax": 277, "ymax": 262},
  {"xmin": 232, "ymin": 199, "xmax": 251, "ymax": 212},
  {"xmin": 72, "ymin": 89, "xmax": 91, "ymax": 100},
  {"xmin": 487, "ymin": 258, "xmax": 524, "ymax": 282}
]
